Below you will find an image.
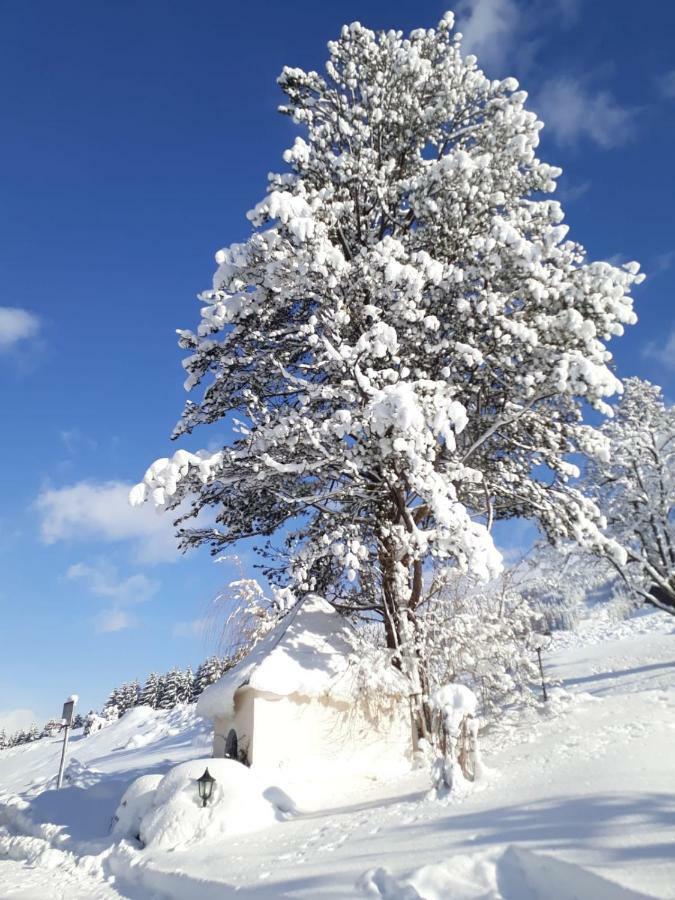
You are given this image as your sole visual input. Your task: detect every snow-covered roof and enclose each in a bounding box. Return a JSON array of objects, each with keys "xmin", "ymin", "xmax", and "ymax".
[{"xmin": 197, "ymin": 595, "xmax": 409, "ymax": 719}]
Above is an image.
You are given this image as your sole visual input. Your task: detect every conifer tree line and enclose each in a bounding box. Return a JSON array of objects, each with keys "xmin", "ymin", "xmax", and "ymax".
[
  {"xmin": 95, "ymin": 655, "xmax": 235, "ymax": 726},
  {"xmin": 0, "ymin": 655, "xmax": 233, "ymax": 751}
]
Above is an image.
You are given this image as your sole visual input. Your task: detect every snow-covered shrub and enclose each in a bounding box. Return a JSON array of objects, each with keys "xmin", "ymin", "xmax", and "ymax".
[
  {"xmin": 138, "ymin": 758, "xmax": 293, "ymax": 850},
  {"xmin": 83, "ymin": 712, "xmax": 108, "ymax": 736},
  {"xmin": 416, "ymin": 568, "xmax": 541, "ymax": 723}
]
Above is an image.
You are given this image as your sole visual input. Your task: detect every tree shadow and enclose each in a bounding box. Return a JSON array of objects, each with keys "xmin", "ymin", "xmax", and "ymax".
[
  {"xmin": 412, "ymin": 791, "xmax": 675, "ymax": 862},
  {"xmin": 564, "ymin": 660, "xmax": 675, "ymax": 692}
]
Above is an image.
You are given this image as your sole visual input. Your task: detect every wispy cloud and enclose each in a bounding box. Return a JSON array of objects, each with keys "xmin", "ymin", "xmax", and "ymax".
[
  {"xmin": 454, "ymin": 0, "xmax": 582, "ymax": 76},
  {"xmin": 657, "ymin": 70, "xmax": 675, "ymax": 99},
  {"xmin": 60, "ymin": 428, "xmax": 98, "ymax": 455},
  {"xmin": 36, "ymin": 480, "xmax": 182, "ymax": 564},
  {"xmin": 651, "ymin": 249, "xmax": 675, "ymax": 276},
  {"xmin": 557, "ymin": 179, "xmax": 591, "ymax": 203},
  {"xmin": 0, "ymin": 307, "xmax": 41, "ymax": 351},
  {"xmin": 67, "ymin": 560, "xmax": 159, "ymax": 604},
  {"xmin": 642, "ymin": 328, "xmax": 675, "ymax": 372},
  {"xmin": 94, "ymin": 608, "xmax": 136, "ymax": 634},
  {"xmin": 555, "ymin": 0, "xmax": 582, "ymax": 26},
  {"xmin": 536, "ymin": 76, "xmax": 634, "ymax": 148},
  {"xmin": 67, "ymin": 559, "xmax": 159, "ymax": 634},
  {"xmin": 454, "ymin": 0, "xmax": 520, "ymax": 73},
  {"xmin": 172, "ymin": 617, "xmax": 210, "ymax": 639}
]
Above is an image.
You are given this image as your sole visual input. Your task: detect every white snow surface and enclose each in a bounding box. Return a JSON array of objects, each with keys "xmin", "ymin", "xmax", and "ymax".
[
  {"xmin": 197, "ymin": 594, "xmax": 408, "ymax": 719},
  {"xmin": 1, "ymin": 606, "xmax": 674, "ymax": 898}
]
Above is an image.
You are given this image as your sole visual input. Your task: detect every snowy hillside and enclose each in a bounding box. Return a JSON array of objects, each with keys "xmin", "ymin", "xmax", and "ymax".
[{"xmin": 1, "ymin": 606, "xmax": 674, "ymax": 899}]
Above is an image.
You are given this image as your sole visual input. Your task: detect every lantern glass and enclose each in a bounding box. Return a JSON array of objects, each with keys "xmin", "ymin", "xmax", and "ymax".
[{"xmin": 197, "ymin": 767, "xmax": 216, "ymax": 807}]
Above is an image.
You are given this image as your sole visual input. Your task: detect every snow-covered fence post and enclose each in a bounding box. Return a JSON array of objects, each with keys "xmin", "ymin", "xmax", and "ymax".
[
  {"xmin": 430, "ymin": 684, "xmax": 480, "ymax": 797},
  {"xmin": 56, "ymin": 694, "xmax": 78, "ymax": 789},
  {"xmin": 533, "ymin": 634, "xmax": 552, "ymax": 702},
  {"xmin": 535, "ymin": 647, "xmax": 548, "ymax": 702}
]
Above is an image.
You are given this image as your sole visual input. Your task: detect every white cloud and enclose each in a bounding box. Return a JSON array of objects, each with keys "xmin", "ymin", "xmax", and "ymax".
[
  {"xmin": 658, "ymin": 70, "xmax": 675, "ymax": 99},
  {"xmin": 66, "ymin": 560, "xmax": 156, "ymax": 634},
  {"xmin": 172, "ymin": 617, "xmax": 210, "ymax": 639},
  {"xmin": 557, "ymin": 179, "xmax": 591, "ymax": 203},
  {"xmin": 94, "ymin": 608, "xmax": 135, "ymax": 633},
  {"xmin": 0, "ymin": 307, "xmax": 41, "ymax": 351},
  {"xmin": 455, "ymin": 0, "xmax": 520, "ymax": 72},
  {"xmin": 642, "ymin": 329, "xmax": 675, "ymax": 372},
  {"xmin": 36, "ymin": 480, "xmax": 182, "ymax": 564},
  {"xmin": 536, "ymin": 77, "xmax": 633, "ymax": 148},
  {"xmin": 0, "ymin": 708, "xmax": 39, "ymax": 733},
  {"xmin": 67, "ymin": 560, "xmax": 159, "ymax": 605}
]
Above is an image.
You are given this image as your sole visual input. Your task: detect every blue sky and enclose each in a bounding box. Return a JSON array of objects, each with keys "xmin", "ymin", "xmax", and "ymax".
[{"xmin": 1, "ymin": 0, "xmax": 674, "ymax": 731}]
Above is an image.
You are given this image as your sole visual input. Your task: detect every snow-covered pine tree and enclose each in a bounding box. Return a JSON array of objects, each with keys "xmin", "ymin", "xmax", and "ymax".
[
  {"xmin": 175, "ymin": 667, "xmax": 194, "ymax": 704},
  {"xmin": 582, "ymin": 377, "xmax": 675, "ymax": 615},
  {"xmin": 111, "ymin": 682, "xmax": 132, "ymax": 716},
  {"xmin": 158, "ymin": 669, "xmax": 181, "ymax": 710},
  {"xmin": 102, "ymin": 687, "xmax": 122, "ymax": 720},
  {"xmin": 0, "ymin": 729, "xmax": 7, "ymax": 750},
  {"xmin": 131, "ymin": 13, "xmax": 642, "ymax": 723},
  {"xmin": 192, "ymin": 657, "xmax": 223, "ymax": 700},
  {"xmin": 140, "ymin": 672, "xmax": 162, "ymax": 708},
  {"xmin": 123, "ymin": 679, "xmax": 141, "ymax": 713},
  {"xmin": 155, "ymin": 674, "xmax": 167, "ymax": 709}
]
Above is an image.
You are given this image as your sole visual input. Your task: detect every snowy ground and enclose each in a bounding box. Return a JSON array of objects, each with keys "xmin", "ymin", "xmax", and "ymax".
[{"xmin": 1, "ymin": 606, "xmax": 674, "ymax": 899}]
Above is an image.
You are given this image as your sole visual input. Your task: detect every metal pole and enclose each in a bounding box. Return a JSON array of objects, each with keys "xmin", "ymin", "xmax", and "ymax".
[
  {"xmin": 56, "ymin": 724, "xmax": 70, "ymax": 789},
  {"xmin": 536, "ymin": 647, "xmax": 548, "ymax": 702}
]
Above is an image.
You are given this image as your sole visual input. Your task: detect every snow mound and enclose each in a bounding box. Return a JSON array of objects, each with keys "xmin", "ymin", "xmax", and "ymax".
[
  {"xmin": 111, "ymin": 774, "xmax": 163, "ymax": 840},
  {"xmin": 359, "ymin": 845, "xmax": 652, "ymax": 899},
  {"xmin": 138, "ymin": 758, "xmax": 293, "ymax": 850},
  {"xmin": 197, "ymin": 594, "xmax": 408, "ymax": 720}
]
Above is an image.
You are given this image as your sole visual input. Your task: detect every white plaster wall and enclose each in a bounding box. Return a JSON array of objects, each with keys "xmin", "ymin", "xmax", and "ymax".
[{"xmin": 249, "ymin": 691, "xmax": 414, "ymax": 775}]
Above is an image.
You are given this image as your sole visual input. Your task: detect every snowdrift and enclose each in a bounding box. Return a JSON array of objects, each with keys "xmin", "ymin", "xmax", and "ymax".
[
  {"xmin": 118, "ymin": 758, "xmax": 294, "ymax": 850},
  {"xmin": 360, "ymin": 845, "xmax": 654, "ymax": 900}
]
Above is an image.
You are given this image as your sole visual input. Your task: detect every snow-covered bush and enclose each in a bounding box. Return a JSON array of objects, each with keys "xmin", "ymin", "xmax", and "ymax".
[
  {"xmin": 83, "ymin": 712, "xmax": 108, "ymax": 736},
  {"xmin": 137, "ymin": 758, "xmax": 293, "ymax": 850},
  {"xmin": 416, "ymin": 567, "xmax": 541, "ymax": 723}
]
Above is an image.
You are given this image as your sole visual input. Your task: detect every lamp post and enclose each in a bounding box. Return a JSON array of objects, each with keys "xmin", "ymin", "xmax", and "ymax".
[
  {"xmin": 56, "ymin": 694, "xmax": 78, "ymax": 789},
  {"xmin": 197, "ymin": 767, "xmax": 216, "ymax": 807}
]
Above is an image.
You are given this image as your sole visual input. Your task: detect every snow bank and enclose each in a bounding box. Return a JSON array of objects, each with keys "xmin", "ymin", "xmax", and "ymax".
[
  {"xmin": 197, "ymin": 594, "xmax": 407, "ymax": 720},
  {"xmin": 137, "ymin": 758, "xmax": 293, "ymax": 850},
  {"xmin": 359, "ymin": 845, "xmax": 652, "ymax": 899}
]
